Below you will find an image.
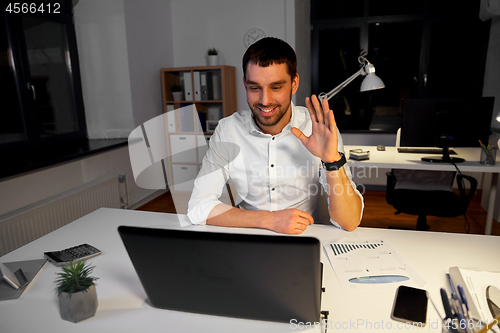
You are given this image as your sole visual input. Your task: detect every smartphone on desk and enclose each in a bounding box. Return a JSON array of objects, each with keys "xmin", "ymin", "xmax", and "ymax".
[{"xmin": 391, "ymin": 285, "xmax": 428, "ymax": 326}]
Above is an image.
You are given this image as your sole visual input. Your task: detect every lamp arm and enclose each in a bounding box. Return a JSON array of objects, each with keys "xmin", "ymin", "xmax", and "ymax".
[{"xmin": 318, "ymin": 67, "xmax": 365, "ymax": 101}]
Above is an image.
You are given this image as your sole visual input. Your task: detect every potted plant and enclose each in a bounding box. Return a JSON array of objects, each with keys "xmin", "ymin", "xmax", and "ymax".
[
  {"xmin": 171, "ymin": 83, "xmax": 183, "ymax": 101},
  {"xmin": 55, "ymin": 260, "xmax": 99, "ymax": 323},
  {"xmin": 207, "ymin": 48, "xmax": 219, "ymax": 66}
]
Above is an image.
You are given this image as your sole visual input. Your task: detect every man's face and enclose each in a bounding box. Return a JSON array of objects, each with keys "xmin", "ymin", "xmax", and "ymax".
[{"xmin": 244, "ymin": 62, "xmax": 299, "ymax": 135}]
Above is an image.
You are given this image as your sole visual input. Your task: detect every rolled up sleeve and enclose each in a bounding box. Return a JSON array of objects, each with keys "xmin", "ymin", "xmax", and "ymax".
[{"xmin": 187, "ymin": 128, "xmax": 232, "ymax": 225}]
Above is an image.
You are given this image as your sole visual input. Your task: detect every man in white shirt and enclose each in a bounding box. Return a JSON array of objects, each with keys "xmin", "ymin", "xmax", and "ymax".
[{"xmin": 188, "ymin": 37, "xmax": 363, "ymax": 234}]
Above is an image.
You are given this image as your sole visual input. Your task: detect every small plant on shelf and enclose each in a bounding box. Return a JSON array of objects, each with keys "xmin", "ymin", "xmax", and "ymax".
[
  {"xmin": 170, "ymin": 83, "xmax": 182, "ymax": 92},
  {"xmin": 207, "ymin": 48, "xmax": 218, "ymax": 55}
]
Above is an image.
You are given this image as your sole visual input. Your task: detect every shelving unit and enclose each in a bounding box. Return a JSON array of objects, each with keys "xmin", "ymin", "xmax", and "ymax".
[
  {"xmin": 160, "ymin": 65, "xmax": 237, "ymax": 212},
  {"xmin": 161, "ymin": 65, "xmax": 237, "ymax": 133}
]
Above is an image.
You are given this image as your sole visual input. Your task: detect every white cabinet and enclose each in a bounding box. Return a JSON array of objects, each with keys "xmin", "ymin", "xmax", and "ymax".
[
  {"xmin": 170, "ymin": 135, "xmax": 197, "ymax": 163},
  {"xmin": 171, "ymin": 164, "xmax": 198, "ymax": 192}
]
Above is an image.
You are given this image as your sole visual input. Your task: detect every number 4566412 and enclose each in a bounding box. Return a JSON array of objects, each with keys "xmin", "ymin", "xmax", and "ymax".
[{"xmin": 5, "ymin": 3, "xmax": 61, "ymax": 14}]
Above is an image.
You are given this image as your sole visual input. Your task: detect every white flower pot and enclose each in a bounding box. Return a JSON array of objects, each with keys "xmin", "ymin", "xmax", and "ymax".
[
  {"xmin": 172, "ymin": 91, "xmax": 182, "ymax": 101},
  {"xmin": 208, "ymin": 55, "xmax": 219, "ymax": 66},
  {"xmin": 58, "ymin": 284, "xmax": 98, "ymax": 323}
]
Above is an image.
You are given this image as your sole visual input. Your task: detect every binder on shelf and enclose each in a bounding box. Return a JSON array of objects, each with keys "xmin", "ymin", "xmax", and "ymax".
[
  {"xmin": 206, "ymin": 71, "xmax": 222, "ymax": 100},
  {"xmin": 212, "ymin": 71, "xmax": 222, "ymax": 100},
  {"xmin": 182, "ymin": 72, "xmax": 193, "ymax": 101},
  {"xmin": 200, "ymin": 71, "xmax": 208, "ymax": 100},
  {"xmin": 193, "ymin": 71, "xmax": 201, "ymax": 101}
]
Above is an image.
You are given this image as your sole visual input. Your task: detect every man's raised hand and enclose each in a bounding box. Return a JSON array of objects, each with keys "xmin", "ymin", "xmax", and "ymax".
[{"xmin": 291, "ymin": 95, "xmax": 341, "ymax": 163}]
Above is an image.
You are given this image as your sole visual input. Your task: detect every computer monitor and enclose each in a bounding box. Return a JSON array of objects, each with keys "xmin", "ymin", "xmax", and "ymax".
[{"xmin": 400, "ymin": 97, "xmax": 494, "ymax": 163}]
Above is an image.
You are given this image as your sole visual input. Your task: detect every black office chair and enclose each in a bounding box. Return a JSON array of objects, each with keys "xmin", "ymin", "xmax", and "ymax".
[{"xmin": 385, "ymin": 169, "xmax": 477, "ymax": 231}]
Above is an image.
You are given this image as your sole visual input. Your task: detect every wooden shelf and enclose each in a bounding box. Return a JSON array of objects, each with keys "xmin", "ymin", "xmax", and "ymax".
[
  {"xmin": 160, "ymin": 65, "xmax": 237, "ymax": 193},
  {"xmin": 161, "ymin": 65, "xmax": 237, "ymax": 118}
]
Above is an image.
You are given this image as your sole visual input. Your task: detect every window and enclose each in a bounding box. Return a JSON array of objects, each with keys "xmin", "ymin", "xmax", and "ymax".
[
  {"xmin": 1, "ymin": 1, "xmax": 86, "ymax": 153},
  {"xmin": 311, "ymin": 0, "xmax": 491, "ymax": 132}
]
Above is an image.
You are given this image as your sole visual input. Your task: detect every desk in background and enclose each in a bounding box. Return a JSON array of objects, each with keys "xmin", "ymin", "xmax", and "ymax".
[
  {"xmin": 1, "ymin": 208, "xmax": 499, "ymax": 332},
  {"xmin": 344, "ymin": 146, "xmax": 500, "ymax": 235}
]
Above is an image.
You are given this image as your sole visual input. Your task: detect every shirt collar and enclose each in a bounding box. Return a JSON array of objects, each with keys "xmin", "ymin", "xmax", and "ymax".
[{"xmin": 249, "ymin": 102, "xmax": 300, "ymax": 137}]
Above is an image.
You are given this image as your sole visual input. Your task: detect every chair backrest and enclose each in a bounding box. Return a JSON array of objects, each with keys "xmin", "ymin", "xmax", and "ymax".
[
  {"xmin": 392, "ymin": 169, "xmax": 456, "ymax": 191},
  {"xmin": 317, "ymin": 186, "xmax": 330, "ymax": 225}
]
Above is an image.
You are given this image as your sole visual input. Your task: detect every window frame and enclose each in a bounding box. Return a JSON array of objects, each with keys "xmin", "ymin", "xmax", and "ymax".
[
  {"xmin": 310, "ymin": 0, "xmax": 490, "ymax": 133},
  {"xmin": 1, "ymin": 0, "xmax": 87, "ymax": 154}
]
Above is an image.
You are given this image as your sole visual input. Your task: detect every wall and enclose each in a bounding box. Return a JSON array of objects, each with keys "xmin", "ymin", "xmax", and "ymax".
[
  {"xmin": 123, "ymin": 0, "xmax": 174, "ymax": 127},
  {"xmin": 170, "ymin": 0, "xmax": 295, "ymax": 112},
  {"xmin": 73, "ymin": 0, "xmax": 135, "ymax": 139},
  {"xmin": 74, "ymin": 0, "xmax": 173, "ymax": 139}
]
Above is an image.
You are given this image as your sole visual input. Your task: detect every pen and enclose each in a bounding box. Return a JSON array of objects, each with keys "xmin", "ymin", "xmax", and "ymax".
[
  {"xmin": 441, "ymin": 288, "xmax": 454, "ymax": 319},
  {"xmin": 479, "ymin": 140, "xmax": 494, "ymax": 164},
  {"xmin": 452, "ymin": 292, "xmax": 466, "ymax": 332},
  {"xmin": 441, "ymin": 288, "xmax": 459, "ymax": 333},
  {"xmin": 456, "ymin": 285, "xmax": 472, "ymax": 333},
  {"xmin": 457, "ymin": 285, "xmax": 470, "ymax": 317}
]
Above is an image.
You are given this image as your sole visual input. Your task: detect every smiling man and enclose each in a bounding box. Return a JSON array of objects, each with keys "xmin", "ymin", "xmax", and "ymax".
[{"xmin": 187, "ymin": 37, "xmax": 363, "ymax": 233}]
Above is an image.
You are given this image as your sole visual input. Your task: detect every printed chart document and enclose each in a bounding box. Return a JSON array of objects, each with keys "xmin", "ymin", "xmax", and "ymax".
[{"xmin": 323, "ymin": 237, "xmax": 425, "ymax": 290}]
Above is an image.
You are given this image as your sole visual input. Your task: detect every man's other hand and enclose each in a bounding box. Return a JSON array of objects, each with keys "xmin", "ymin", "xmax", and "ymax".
[{"xmin": 269, "ymin": 208, "xmax": 314, "ymax": 234}]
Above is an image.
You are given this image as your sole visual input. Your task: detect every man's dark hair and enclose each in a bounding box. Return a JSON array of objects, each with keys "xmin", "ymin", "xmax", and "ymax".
[{"xmin": 242, "ymin": 37, "xmax": 297, "ymax": 79}]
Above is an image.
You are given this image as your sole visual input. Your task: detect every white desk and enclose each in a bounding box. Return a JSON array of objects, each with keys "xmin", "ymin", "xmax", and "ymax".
[
  {"xmin": 344, "ymin": 146, "xmax": 500, "ymax": 235},
  {"xmin": 1, "ymin": 208, "xmax": 499, "ymax": 333}
]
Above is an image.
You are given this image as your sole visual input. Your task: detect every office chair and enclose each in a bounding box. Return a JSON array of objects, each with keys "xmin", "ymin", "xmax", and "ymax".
[
  {"xmin": 318, "ymin": 186, "xmax": 331, "ymax": 225},
  {"xmin": 385, "ymin": 169, "xmax": 477, "ymax": 231}
]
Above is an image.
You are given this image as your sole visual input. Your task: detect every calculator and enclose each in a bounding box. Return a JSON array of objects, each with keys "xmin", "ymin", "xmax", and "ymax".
[{"xmin": 44, "ymin": 243, "xmax": 102, "ymax": 266}]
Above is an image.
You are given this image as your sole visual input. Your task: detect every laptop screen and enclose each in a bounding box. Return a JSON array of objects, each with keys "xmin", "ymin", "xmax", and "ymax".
[{"xmin": 118, "ymin": 226, "xmax": 322, "ymax": 323}]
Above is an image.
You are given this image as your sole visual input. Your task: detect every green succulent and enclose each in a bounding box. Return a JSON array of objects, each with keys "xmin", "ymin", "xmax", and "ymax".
[
  {"xmin": 55, "ymin": 260, "xmax": 98, "ymax": 297},
  {"xmin": 207, "ymin": 48, "xmax": 218, "ymax": 55},
  {"xmin": 171, "ymin": 83, "xmax": 183, "ymax": 92}
]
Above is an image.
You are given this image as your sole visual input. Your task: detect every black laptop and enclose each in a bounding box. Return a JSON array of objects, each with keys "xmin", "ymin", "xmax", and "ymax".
[{"xmin": 118, "ymin": 226, "xmax": 322, "ymax": 323}]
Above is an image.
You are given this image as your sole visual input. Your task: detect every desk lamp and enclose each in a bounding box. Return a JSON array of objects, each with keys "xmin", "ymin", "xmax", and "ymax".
[{"xmin": 318, "ymin": 56, "xmax": 385, "ymax": 100}]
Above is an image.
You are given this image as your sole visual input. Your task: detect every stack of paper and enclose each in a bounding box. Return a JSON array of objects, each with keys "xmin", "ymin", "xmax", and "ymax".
[{"xmin": 449, "ymin": 266, "xmax": 500, "ymax": 323}]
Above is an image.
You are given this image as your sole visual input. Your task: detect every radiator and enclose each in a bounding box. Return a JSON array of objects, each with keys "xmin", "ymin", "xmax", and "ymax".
[{"xmin": 0, "ymin": 175, "xmax": 122, "ymax": 257}]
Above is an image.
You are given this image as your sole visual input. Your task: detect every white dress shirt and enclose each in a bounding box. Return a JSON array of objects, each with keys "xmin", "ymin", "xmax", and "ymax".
[{"xmin": 187, "ymin": 103, "xmax": 364, "ymax": 229}]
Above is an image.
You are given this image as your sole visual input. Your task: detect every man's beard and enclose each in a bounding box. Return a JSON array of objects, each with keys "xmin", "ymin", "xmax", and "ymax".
[{"xmin": 249, "ymin": 96, "xmax": 292, "ymax": 129}]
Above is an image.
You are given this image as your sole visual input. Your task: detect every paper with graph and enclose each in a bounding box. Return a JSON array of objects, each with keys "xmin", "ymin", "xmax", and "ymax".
[{"xmin": 323, "ymin": 237, "xmax": 425, "ymax": 290}]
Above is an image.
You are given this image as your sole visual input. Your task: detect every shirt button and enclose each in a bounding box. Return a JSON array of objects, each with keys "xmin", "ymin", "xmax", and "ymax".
[
  {"xmin": 272, "ymin": 137, "xmax": 275, "ymax": 140},
  {"xmin": 270, "ymin": 164, "xmax": 274, "ymax": 167},
  {"xmin": 272, "ymin": 188, "xmax": 275, "ymax": 191}
]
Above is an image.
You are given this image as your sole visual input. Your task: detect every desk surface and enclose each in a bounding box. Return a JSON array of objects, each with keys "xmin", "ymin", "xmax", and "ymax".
[
  {"xmin": 344, "ymin": 146, "xmax": 500, "ymax": 173},
  {"xmin": 1, "ymin": 208, "xmax": 499, "ymax": 332}
]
